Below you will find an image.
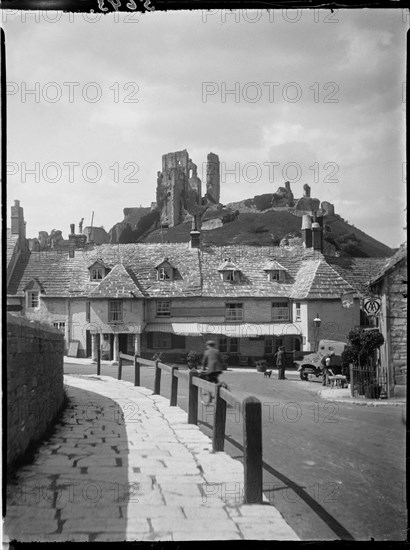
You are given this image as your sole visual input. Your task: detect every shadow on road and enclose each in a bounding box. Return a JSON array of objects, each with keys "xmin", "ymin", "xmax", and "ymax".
[{"xmin": 198, "ymin": 419, "xmax": 355, "ymax": 541}]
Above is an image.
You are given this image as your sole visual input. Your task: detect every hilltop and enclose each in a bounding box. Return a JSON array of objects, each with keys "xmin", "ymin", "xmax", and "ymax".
[{"xmin": 140, "ymin": 209, "xmax": 392, "ymax": 258}]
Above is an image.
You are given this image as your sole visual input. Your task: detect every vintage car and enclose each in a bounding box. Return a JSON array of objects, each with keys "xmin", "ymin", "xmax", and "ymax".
[{"xmin": 296, "ymin": 339, "xmax": 347, "ymax": 381}]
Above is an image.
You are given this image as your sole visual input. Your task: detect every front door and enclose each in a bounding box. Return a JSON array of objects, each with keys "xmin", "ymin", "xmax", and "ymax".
[{"xmin": 119, "ymin": 334, "xmax": 128, "ymax": 354}]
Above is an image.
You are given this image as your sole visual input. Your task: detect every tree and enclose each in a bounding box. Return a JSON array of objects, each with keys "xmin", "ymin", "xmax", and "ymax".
[{"xmin": 341, "ymin": 328, "xmax": 384, "ymax": 372}]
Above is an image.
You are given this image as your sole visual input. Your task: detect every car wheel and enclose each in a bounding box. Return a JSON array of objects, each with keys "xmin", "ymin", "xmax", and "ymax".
[{"xmin": 300, "ymin": 371, "xmax": 308, "ymax": 381}]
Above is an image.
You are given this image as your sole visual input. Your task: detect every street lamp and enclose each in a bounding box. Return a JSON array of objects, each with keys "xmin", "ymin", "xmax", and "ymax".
[{"xmin": 313, "ymin": 313, "xmax": 321, "ymax": 352}]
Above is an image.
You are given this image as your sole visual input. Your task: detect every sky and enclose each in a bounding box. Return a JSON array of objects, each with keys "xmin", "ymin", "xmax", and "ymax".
[{"xmin": 3, "ymin": 8, "xmax": 408, "ymax": 248}]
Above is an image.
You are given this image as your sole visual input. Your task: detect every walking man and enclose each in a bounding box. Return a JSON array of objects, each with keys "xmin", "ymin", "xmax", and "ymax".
[
  {"xmin": 276, "ymin": 346, "xmax": 286, "ymax": 380},
  {"xmin": 200, "ymin": 340, "xmax": 223, "ymax": 383}
]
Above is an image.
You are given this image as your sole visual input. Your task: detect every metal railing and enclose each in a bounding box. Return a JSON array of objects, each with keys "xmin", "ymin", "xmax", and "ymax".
[
  {"xmin": 349, "ymin": 364, "xmax": 387, "ymax": 399},
  {"xmin": 111, "ymin": 352, "xmax": 263, "ymax": 504}
]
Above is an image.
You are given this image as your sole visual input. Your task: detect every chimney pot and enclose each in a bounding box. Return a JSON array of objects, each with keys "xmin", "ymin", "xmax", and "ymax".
[
  {"xmin": 190, "ymin": 230, "xmax": 200, "ymax": 249},
  {"xmin": 70, "ymin": 223, "xmax": 75, "ymax": 235},
  {"xmin": 301, "ymin": 214, "xmax": 313, "ymax": 249}
]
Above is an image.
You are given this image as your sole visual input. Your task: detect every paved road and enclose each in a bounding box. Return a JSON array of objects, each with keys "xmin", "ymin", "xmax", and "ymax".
[{"xmin": 64, "ymin": 363, "xmax": 406, "ymax": 541}]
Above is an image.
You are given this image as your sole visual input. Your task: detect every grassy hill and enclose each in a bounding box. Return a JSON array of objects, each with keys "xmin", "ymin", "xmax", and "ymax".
[{"xmin": 141, "ymin": 210, "xmax": 393, "ymax": 257}]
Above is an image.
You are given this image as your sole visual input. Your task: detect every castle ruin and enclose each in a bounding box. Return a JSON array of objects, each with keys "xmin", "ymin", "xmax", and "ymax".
[{"xmin": 156, "ymin": 149, "xmax": 220, "ymax": 227}]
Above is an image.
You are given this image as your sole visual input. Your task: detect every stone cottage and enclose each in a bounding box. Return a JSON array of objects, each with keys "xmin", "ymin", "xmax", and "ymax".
[{"xmin": 367, "ymin": 244, "xmax": 407, "ymax": 398}]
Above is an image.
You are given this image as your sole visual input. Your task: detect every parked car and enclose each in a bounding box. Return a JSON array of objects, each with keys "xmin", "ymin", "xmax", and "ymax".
[{"xmin": 297, "ymin": 339, "xmax": 347, "ymax": 381}]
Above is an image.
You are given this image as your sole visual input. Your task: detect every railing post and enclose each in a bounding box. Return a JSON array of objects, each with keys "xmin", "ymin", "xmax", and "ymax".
[
  {"xmin": 349, "ymin": 364, "xmax": 354, "ymax": 397},
  {"xmin": 170, "ymin": 366, "xmax": 179, "ymax": 406},
  {"xmin": 188, "ymin": 370, "xmax": 198, "ymax": 425},
  {"xmin": 118, "ymin": 355, "xmax": 122, "ymax": 380},
  {"xmin": 242, "ymin": 396, "xmax": 262, "ymax": 504},
  {"xmin": 97, "ymin": 335, "xmax": 101, "ymax": 376},
  {"xmin": 153, "ymin": 360, "xmax": 161, "ymax": 395},
  {"xmin": 212, "ymin": 383, "xmax": 226, "ymax": 452},
  {"xmin": 134, "ymin": 354, "xmax": 140, "ymax": 387}
]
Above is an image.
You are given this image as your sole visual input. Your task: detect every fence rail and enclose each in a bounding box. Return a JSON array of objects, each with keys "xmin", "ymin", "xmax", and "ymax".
[
  {"xmin": 111, "ymin": 353, "xmax": 263, "ymax": 504},
  {"xmin": 349, "ymin": 364, "xmax": 388, "ymax": 399}
]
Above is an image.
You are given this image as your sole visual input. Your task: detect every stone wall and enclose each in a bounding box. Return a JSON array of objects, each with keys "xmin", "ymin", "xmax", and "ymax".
[
  {"xmin": 387, "ymin": 261, "xmax": 407, "ymax": 397},
  {"xmin": 7, "ymin": 313, "xmax": 65, "ymax": 468}
]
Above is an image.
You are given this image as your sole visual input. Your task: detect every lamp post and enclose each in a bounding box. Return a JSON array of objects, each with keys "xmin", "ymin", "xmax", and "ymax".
[{"xmin": 313, "ymin": 313, "xmax": 321, "ymax": 352}]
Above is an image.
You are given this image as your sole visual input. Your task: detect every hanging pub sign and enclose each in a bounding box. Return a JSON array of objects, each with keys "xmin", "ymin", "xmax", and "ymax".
[
  {"xmin": 363, "ymin": 297, "xmax": 382, "ymax": 316},
  {"xmin": 341, "ymin": 291, "xmax": 355, "ymax": 308}
]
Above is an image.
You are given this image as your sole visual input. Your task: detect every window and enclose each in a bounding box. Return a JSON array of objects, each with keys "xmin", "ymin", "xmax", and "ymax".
[
  {"xmin": 157, "ymin": 300, "xmax": 171, "ymax": 317},
  {"xmin": 275, "ymin": 338, "xmax": 283, "ymax": 353},
  {"xmin": 225, "ymin": 303, "xmax": 243, "ymax": 321},
  {"xmin": 270, "ymin": 270, "xmax": 280, "ymax": 281},
  {"xmin": 219, "ymin": 336, "xmax": 228, "ymax": 353},
  {"xmin": 27, "ymin": 291, "xmax": 39, "ymax": 308},
  {"xmin": 153, "ymin": 332, "xmax": 172, "ymax": 349},
  {"xmin": 86, "ymin": 301, "xmax": 91, "ymax": 322},
  {"xmin": 223, "ymin": 271, "xmax": 239, "ymax": 283},
  {"xmin": 53, "ymin": 322, "xmax": 66, "ymax": 333},
  {"xmin": 158, "ymin": 267, "xmax": 173, "ymax": 281},
  {"xmin": 108, "ymin": 300, "xmax": 123, "ymax": 322},
  {"xmin": 229, "ymin": 337, "xmax": 239, "ymax": 353},
  {"xmin": 91, "ymin": 268, "xmax": 104, "ymax": 281},
  {"xmin": 219, "ymin": 336, "xmax": 238, "ymax": 353},
  {"xmin": 295, "ymin": 302, "xmax": 301, "ymax": 321},
  {"xmin": 265, "ymin": 337, "xmax": 274, "ymax": 355},
  {"xmin": 272, "ymin": 301, "xmax": 290, "ymax": 321}
]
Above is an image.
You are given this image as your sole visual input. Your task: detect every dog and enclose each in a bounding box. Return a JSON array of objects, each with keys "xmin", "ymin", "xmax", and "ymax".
[{"xmin": 264, "ymin": 370, "xmax": 273, "ymax": 378}]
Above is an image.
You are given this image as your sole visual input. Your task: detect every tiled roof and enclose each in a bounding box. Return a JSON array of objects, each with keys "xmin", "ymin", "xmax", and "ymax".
[
  {"xmin": 263, "ymin": 260, "xmax": 287, "ymax": 271},
  {"xmin": 369, "ymin": 243, "xmax": 407, "ymax": 285},
  {"xmin": 200, "ymin": 245, "xmax": 309, "ymax": 298},
  {"xmin": 7, "ymin": 236, "xmax": 392, "ymax": 302},
  {"xmin": 326, "ymin": 256, "xmax": 391, "ymax": 296},
  {"xmin": 217, "ymin": 260, "xmax": 239, "ymax": 271},
  {"xmin": 303, "ymin": 260, "xmax": 356, "ymax": 299},
  {"xmin": 89, "ymin": 264, "xmax": 144, "ymax": 298},
  {"xmin": 8, "ymin": 244, "xmax": 202, "ymax": 298},
  {"xmin": 7, "ymin": 229, "xmax": 19, "ymax": 268},
  {"xmin": 290, "ymin": 261, "xmax": 319, "ymax": 299}
]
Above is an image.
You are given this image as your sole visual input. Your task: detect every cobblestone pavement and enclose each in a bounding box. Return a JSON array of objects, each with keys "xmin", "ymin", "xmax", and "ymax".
[{"xmin": 4, "ymin": 374, "xmax": 300, "ymax": 542}]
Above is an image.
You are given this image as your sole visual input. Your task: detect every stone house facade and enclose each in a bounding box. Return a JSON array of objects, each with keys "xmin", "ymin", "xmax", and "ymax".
[{"xmin": 368, "ymin": 244, "xmax": 407, "ymax": 398}]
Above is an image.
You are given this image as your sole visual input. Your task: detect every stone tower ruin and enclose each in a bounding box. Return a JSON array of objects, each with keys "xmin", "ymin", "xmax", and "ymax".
[{"xmin": 156, "ymin": 149, "xmax": 220, "ymax": 227}]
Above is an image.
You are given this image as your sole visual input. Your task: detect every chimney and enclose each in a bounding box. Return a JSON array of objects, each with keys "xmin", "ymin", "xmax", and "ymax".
[
  {"xmin": 190, "ymin": 219, "xmax": 201, "ymax": 248},
  {"xmin": 312, "ymin": 222, "xmax": 323, "ymax": 252},
  {"xmin": 11, "ymin": 200, "xmax": 26, "ymax": 238},
  {"xmin": 301, "ymin": 214, "xmax": 312, "ymax": 248},
  {"xmin": 70, "ymin": 223, "xmax": 75, "ymax": 235}
]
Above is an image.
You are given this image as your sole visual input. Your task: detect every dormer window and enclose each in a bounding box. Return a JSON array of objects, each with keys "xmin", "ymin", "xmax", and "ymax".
[
  {"xmin": 158, "ymin": 267, "xmax": 173, "ymax": 280},
  {"xmin": 88, "ymin": 261, "xmax": 110, "ymax": 282},
  {"xmin": 156, "ymin": 258, "xmax": 174, "ymax": 281},
  {"xmin": 91, "ymin": 267, "xmax": 104, "ymax": 281},
  {"xmin": 24, "ymin": 279, "xmax": 43, "ymax": 309},
  {"xmin": 270, "ymin": 270, "xmax": 280, "ymax": 281},
  {"xmin": 264, "ymin": 260, "xmax": 288, "ymax": 282},
  {"xmin": 28, "ymin": 291, "xmax": 39, "ymax": 308},
  {"xmin": 224, "ymin": 270, "xmax": 239, "ymax": 282},
  {"xmin": 218, "ymin": 258, "xmax": 241, "ymax": 283}
]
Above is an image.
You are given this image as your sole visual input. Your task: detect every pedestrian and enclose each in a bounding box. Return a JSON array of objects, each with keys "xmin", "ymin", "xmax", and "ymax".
[
  {"xmin": 321, "ymin": 352, "xmax": 334, "ymax": 386},
  {"xmin": 200, "ymin": 340, "xmax": 223, "ymax": 383},
  {"xmin": 275, "ymin": 346, "xmax": 286, "ymax": 380}
]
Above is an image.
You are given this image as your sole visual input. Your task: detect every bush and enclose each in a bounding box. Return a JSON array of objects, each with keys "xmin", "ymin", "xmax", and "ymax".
[
  {"xmin": 342, "ymin": 328, "xmax": 384, "ymax": 370},
  {"xmin": 187, "ymin": 350, "xmax": 200, "ymax": 369}
]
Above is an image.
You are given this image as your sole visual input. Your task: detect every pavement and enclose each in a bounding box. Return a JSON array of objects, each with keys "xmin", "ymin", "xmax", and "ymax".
[
  {"xmin": 4, "ymin": 374, "xmax": 300, "ymax": 542},
  {"xmin": 319, "ymin": 386, "xmax": 406, "ymax": 407}
]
